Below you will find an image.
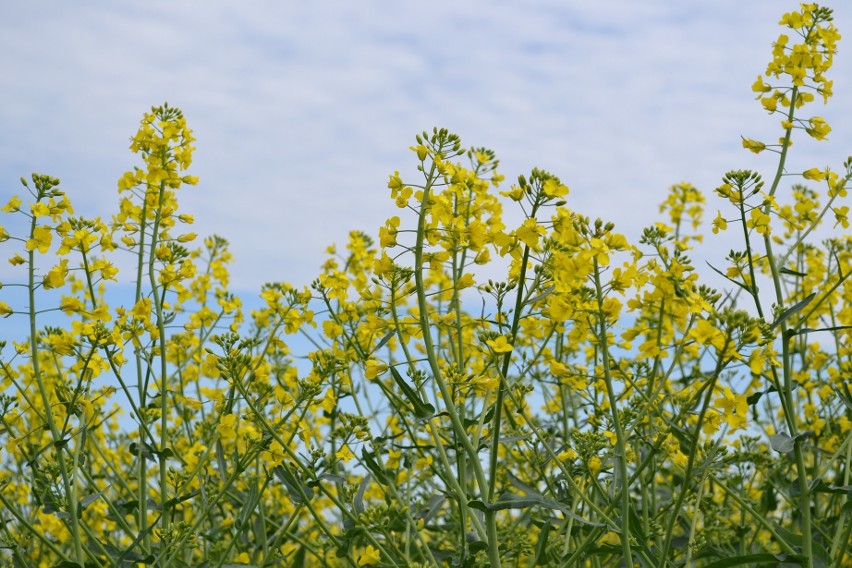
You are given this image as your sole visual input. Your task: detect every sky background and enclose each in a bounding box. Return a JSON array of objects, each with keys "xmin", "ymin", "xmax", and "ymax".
[{"xmin": 2, "ymin": 0, "xmax": 851, "ymax": 303}]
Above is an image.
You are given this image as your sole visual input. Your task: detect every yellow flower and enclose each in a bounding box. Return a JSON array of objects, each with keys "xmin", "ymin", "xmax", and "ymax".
[
  {"xmin": 319, "ymin": 388, "xmax": 336, "ymax": 413},
  {"xmin": 588, "ymin": 455, "xmax": 602, "ymax": 476},
  {"xmin": 455, "ymin": 273, "xmax": 475, "ymax": 289},
  {"xmin": 832, "ymin": 205, "xmax": 849, "ymax": 229},
  {"xmin": 557, "ymin": 448, "xmax": 577, "ymax": 462},
  {"xmin": 59, "ymin": 296, "xmax": 83, "ymax": 313},
  {"xmin": 1, "ymin": 195, "xmax": 22, "ymax": 212},
  {"xmin": 741, "ymin": 138, "xmax": 766, "ymax": 154},
  {"xmin": 714, "ymin": 386, "xmax": 748, "ymax": 432},
  {"xmin": 802, "ymin": 167, "xmax": 826, "ymax": 181},
  {"xmin": 471, "ymin": 374, "xmax": 499, "ymax": 392},
  {"xmin": 43, "ymin": 259, "xmax": 69, "ymax": 289},
  {"xmin": 217, "ymin": 414, "xmax": 238, "ymax": 443},
  {"xmin": 486, "ymin": 335, "xmax": 513, "ymax": 353},
  {"xmin": 336, "ymin": 444, "xmax": 355, "ymax": 462},
  {"xmin": 516, "ymin": 218, "xmax": 545, "ymax": 249},
  {"xmin": 365, "ymin": 359, "xmax": 388, "ymax": 380},
  {"xmin": 358, "ymin": 545, "xmax": 381, "ymax": 566},
  {"xmin": 542, "ymin": 179, "xmax": 569, "ymax": 199},
  {"xmin": 751, "ymin": 75, "xmax": 772, "ymax": 93},
  {"xmin": 379, "ymin": 216, "xmax": 400, "ymax": 248},
  {"xmin": 373, "ymin": 252, "xmax": 394, "ymax": 276},
  {"xmin": 25, "ymin": 225, "xmax": 53, "ymax": 254},
  {"xmin": 30, "ymin": 202, "xmax": 50, "ymax": 218},
  {"xmin": 688, "ymin": 319, "xmax": 726, "ymax": 352},
  {"xmin": 0, "ymin": 301, "xmax": 13, "ymax": 316},
  {"xmin": 748, "ymin": 207, "xmax": 771, "ymax": 235},
  {"xmin": 805, "ymin": 116, "xmax": 831, "ymax": 140},
  {"xmin": 711, "ymin": 210, "xmax": 727, "ymax": 234}
]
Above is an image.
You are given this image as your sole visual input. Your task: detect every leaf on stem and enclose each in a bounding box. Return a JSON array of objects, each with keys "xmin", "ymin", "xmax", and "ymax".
[
  {"xmin": 389, "ymin": 366, "xmax": 435, "ymax": 419},
  {"xmin": 272, "ymin": 464, "xmax": 314, "ymax": 504},
  {"xmin": 769, "ymin": 431, "xmax": 812, "ymax": 453},
  {"xmin": 771, "ymin": 292, "xmax": 815, "ymax": 330}
]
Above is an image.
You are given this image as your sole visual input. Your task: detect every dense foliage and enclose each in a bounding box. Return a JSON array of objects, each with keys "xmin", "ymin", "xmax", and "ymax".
[{"xmin": 1, "ymin": 4, "xmax": 850, "ymax": 567}]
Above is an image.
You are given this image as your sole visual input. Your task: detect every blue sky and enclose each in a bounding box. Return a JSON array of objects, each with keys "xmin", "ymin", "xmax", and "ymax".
[{"xmin": 2, "ymin": 0, "xmax": 851, "ymax": 298}]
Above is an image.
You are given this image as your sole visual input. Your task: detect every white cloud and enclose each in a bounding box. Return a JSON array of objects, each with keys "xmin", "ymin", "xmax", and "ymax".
[{"xmin": 1, "ymin": 0, "xmax": 850, "ymax": 295}]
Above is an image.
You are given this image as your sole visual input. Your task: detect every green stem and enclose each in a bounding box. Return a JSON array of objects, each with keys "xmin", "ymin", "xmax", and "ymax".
[
  {"xmin": 27, "ymin": 212, "xmax": 84, "ymax": 563},
  {"xmin": 592, "ymin": 258, "xmax": 633, "ymax": 567},
  {"xmin": 411, "ymin": 153, "xmax": 494, "ymax": 561}
]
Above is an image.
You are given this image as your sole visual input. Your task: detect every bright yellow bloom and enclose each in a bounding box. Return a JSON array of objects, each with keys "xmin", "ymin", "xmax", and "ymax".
[
  {"xmin": 43, "ymin": 259, "xmax": 69, "ymax": 289},
  {"xmin": 516, "ymin": 218, "xmax": 545, "ymax": 249},
  {"xmin": 832, "ymin": 205, "xmax": 849, "ymax": 229},
  {"xmin": 336, "ymin": 444, "xmax": 355, "ymax": 462},
  {"xmin": 26, "ymin": 225, "xmax": 53, "ymax": 254},
  {"xmin": 358, "ymin": 545, "xmax": 381, "ymax": 566},
  {"xmin": 714, "ymin": 386, "xmax": 748, "ymax": 432},
  {"xmin": 751, "ymin": 75, "xmax": 772, "ymax": 93},
  {"xmin": 712, "ymin": 210, "xmax": 727, "ymax": 234},
  {"xmin": 455, "ymin": 273, "xmax": 475, "ymax": 289},
  {"xmin": 373, "ymin": 252, "xmax": 394, "ymax": 276},
  {"xmin": 379, "ymin": 216, "xmax": 400, "ymax": 248},
  {"xmin": 319, "ymin": 388, "xmax": 336, "ymax": 413},
  {"xmin": 365, "ymin": 359, "xmax": 388, "ymax": 379},
  {"xmin": 1, "ymin": 195, "xmax": 22, "ymax": 212},
  {"xmin": 688, "ymin": 319, "xmax": 726, "ymax": 352},
  {"xmin": 30, "ymin": 202, "xmax": 50, "ymax": 218},
  {"xmin": 806, "ymin": 116, "xmax": 831, "ymax": 140},
  {"xmin": 802, "ymin": 167, "xmax": 826, "ymax": 181},
  {"xmin": 486, "ymin": 335, "xmax": 513, "ymax": 353},
  {"xmin": 542, "ymin": 179, "xmax": 569, "ymax": 198},
  {"xmin": 741, "ymin": 138, "xmax": 766, "ymax": 154}
]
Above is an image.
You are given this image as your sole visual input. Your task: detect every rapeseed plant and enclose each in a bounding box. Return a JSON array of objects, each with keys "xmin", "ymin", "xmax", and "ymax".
[{"xmin": 0, "ymin": 4, "xmax": 849, "ymax": 567}]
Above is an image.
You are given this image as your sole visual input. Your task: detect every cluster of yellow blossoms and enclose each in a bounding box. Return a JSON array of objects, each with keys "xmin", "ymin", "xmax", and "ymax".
[{"xmin": 0, "ymin": 4, "xmax": 849, "ymax": 567}]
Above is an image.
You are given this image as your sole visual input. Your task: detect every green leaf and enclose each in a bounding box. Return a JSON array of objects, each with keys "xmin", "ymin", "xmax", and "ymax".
[
  {"xmin": 779, "ymin": 267, "xmax": 807, "ymax": 277},
  {"xmin": 360, "ymin": 448, "xmax": 391, "ymax": 486},
  {"xmin": 163, "ymin": 489, "xmax": 200, "ymax": 510},
  {"xmin": 706, "ymin": 262, "xmax": 754, "ymax": 294},
  {"xmin": 463, "ymin": 405, "xmax": 494, "ymax": 428},
  {"xmin": 747, "ymin": 385, "xmax": 778, "ymax": 406},
  {"xmin": 468, "ymin": 493, "xmax": 604, "ymax": 527},
  {"xmin": 317, "ymin": 473, "xmax": 346, "ymax": 484},
  {"xmin": 354, "ymin": 474, "xmax": 370, "ymax": 514},
  {"xmin": 389, "ymin": 366, "xmax": 435, "ymax": 419},
  {"xmin": 771, "ymin": 292, "xmax": 815, "ymax": 330},
  {"xmin": 372, "ymin": 329, "xmax": 396, "ymax": 353},
  {"xmin": 788, "ymin": 324, "xmax": 852, "ymax": 337},
  {"xmin": 128, "ymin": 442, "xmax": 174, "ymax": 462},
  {"xmin": 533, "ymin": 520, "xmax": 550, "ymax": 566},
  {"xmin": 79, "ymin": 491, "xmax": 103, "ymax": 510},
  {"xmin": 92, "ymin": 541, "xmax": 153, "ymax": 564},
  {"xmin": 834, "ymin": 386, "xmax": 852, "ymax": 412},
  {"xmin": 468, "ymin": 541, "xmax": 488, "ymax": 555},
  {"xmin": 272, "ymin": 464, "xmax": 314, "ymax": 504},
  {"xmin": 525, "ymin": 285, "xmax": 555, "ymax": 306},
  {"xmin": 790, "ymin": 476, "xmax": 852, "ymax": 497},
  {"xmin": 769, "ymin": 431, "xmax": 813, "ymax": 453},
  {"xmin": 417, "ymin": 494, "xmax": 445, "ymax": 524},
  {"xmin": 702, "ymin": 553, "xmax": 804, "ymax": 568},
  {"xmin": 291, "ymin": 546, "xmax": 306, "ymax": 568}
]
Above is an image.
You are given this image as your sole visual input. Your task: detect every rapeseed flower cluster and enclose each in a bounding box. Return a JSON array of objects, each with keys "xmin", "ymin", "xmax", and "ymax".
[{"xmin": 0, "ymin": 4, "xmax": 849, "ymax": 567}]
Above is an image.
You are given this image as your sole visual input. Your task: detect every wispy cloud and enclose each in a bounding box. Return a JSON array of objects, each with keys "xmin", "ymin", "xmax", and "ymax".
[{"xmin": 2, "ymin": 0, "xmax": 850, "ymax": 291}]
